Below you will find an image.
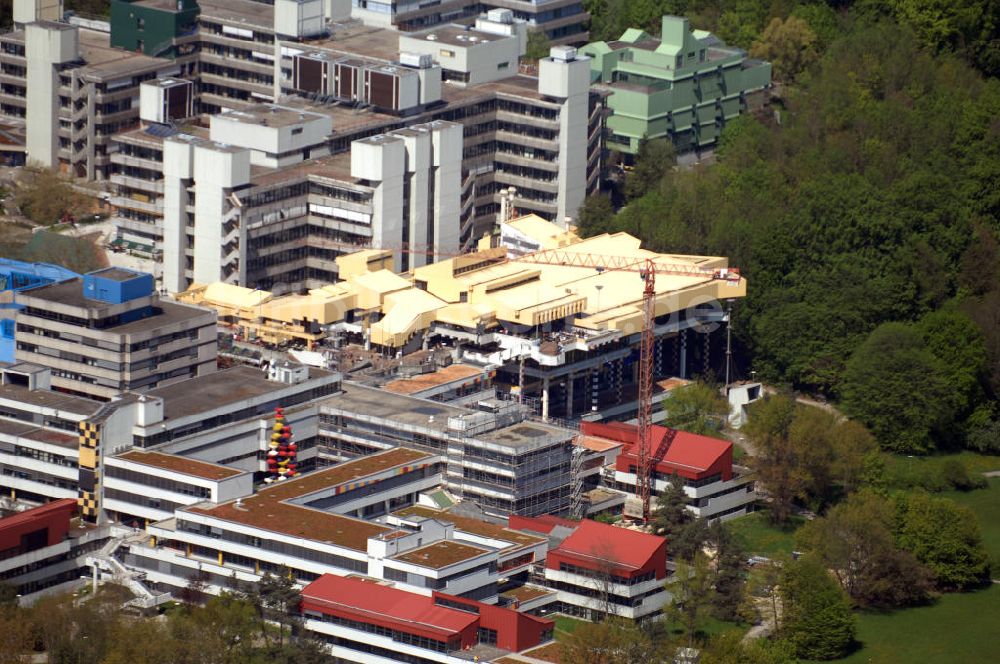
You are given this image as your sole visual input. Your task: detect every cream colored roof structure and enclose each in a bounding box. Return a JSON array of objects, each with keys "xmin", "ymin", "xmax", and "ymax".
[
  {"xmin": 174, "ymin": 216, "xmax": 746, "ymax": 348},
  {"xmin": 503, "ymin": 214, "xmax": 579, "ymax": 250},
  {"xmin": 370, "ymin": 288, "xmax": 446, "ymax": 347},
  {"xmin": 175, "ymin": 282, "xmax": 272, "ymax": 315}
]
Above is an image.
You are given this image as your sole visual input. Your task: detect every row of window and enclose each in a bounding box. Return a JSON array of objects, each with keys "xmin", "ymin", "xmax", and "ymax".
[{"xmin": 304, "ymin": 610, "xmax": 459, "ymax": 654}]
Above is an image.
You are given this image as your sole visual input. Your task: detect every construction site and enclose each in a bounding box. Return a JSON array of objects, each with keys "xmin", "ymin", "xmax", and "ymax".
[{"xmin": 177, "ymin": 214, "xmax": 746, "ymax": 430}]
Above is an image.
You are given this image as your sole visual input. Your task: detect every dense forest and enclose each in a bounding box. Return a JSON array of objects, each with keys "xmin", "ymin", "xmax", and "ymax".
[{"xmin": 580, "ymin": 0, "xmax": 1000, "ymax": 456}]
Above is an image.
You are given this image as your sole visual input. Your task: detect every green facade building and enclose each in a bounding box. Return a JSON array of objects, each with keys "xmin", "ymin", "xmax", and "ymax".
[
  {"xmin": 109, "ymin": 0, "xmax": 200, "ymax": 59},
  {"xmin": 580, "ymin": 16, "xmax": 771, "ymax": 155}
]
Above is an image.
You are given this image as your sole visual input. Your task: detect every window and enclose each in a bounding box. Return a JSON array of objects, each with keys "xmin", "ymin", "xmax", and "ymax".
[
  {"xmin": 137, "ymin": 18, "xmax": 145, "ymax": 29},
  {"xmin": 497, "ymin": 62, "xmax": 509, "ymax": 70},
  {"xmin": 291, "ymin": 127, "xmax": 303, "ymax": 135},
  {"xmin": 439, "ymin": 49, "xmax": 455, "ymax": 58}
]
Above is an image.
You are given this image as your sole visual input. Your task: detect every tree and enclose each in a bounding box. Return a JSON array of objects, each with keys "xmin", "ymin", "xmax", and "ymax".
[
  {"xmin": 16, "ymin": 167, "xmax": 89, "ymax": 226},
  {"xmin": 702, "ymin": 631, "xmax": 797, "ymax": 664},
  {"xmin": 830, "ymin": 420, "xmax": 878, "ymax": 495},
  {"xmin": 575, "ymin": 193, "xmax": 615, "ymax": 236},
  {"xmin": 967, "ymin": 414, "xmax": 1000, "ymax": 453},
  {"xmin": 745, "ymin": 394, "xmax": 800, "ymax": 524},
  {"xmin": 662, "ymin": 381, "xmax": 730, "ymax": 436},
  {"xmin": 750, "ymin": 16, "xmax": 819, "ymax": 81},
  {"xmin": 780, "ymin": 555, "xmax": 856, "ymax": 660},
  {"xmin": 559, "ymin": 617, "xmax": 657, "ymax": 664},
  {"xmin": 650, "ymin": 474, "xmax": 707, "ymax": 560},
  {"xmin": 668, "ymin": 551, "xmax": 716, "ymax": 648},
  {"xmin": 840, "ymin": 322, "xmax": 957, "ymax": 454},
  {"xmin": 882, "ymin": 0, "xmax": 1000, "ymax": 76},
  {"xmin": 177, "ymin": 569, "xmax": 211, "ymax": 605},
  {"xmin": 624, "ymin": 138, "xmax": 675, "ymax": 201},
  {"xmin": 251, "ymin": 568, "xmax": 302, "ymax": 646},
  {"xmin": 524, "ymin": 29, "xmax": 551, "ymax": 61},
  {"xmin": 796, "ymin": 490, "xmax": 933, "ymax": 608},
  {"xmin": 708, "ymin": 521, "xmax": 747, "ymax": 621},
  {"xmin": 651, "ymin": 473, "xmax": 692, "ymax": 538},
  {"xmin": 0, "ymin": 596, "xmax": 32, "ymax": 664},
  {"xmin": 891, "ymin": 491, "xmax": 991, "ymax": 589}
]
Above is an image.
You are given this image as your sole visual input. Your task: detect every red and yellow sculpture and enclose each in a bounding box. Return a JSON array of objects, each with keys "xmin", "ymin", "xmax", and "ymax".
[{"xmin": 265, "ymin": 406, "xmax": 297, "ymax": 483}]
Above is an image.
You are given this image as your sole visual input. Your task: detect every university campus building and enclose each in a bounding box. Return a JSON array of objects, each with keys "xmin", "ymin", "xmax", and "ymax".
[
  {"xmin": 2, "ymin": 0, "xmax": 604, "ymax": 293},
  {"xmin": 580, "ymin": 15, "xmax": 771, "ymax": 155}
]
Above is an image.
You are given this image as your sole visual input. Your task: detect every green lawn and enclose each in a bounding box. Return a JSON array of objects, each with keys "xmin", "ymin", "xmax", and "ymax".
[
  {"xmin": 552, "ymin": 614, "xmax": 587, "ymax": 640},
  {"xmin": 834, "ymin": 584, "xmax": 1000, "ymax": 663},
  {"xmin": 726, "ymin": 511, "xmax": 805, "ymax": 557},
  {"xmin": 885, "ymin": 451, "xmax": 1000, "ymax": 490},
  {"xmin": 943, "ymin": 477, "xmax": 1000, "ymax": 572}
]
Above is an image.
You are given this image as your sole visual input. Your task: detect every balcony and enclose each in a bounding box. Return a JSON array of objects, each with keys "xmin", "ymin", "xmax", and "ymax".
[
  {"xmin": 495, "ymin": 129, "xmax": 558, "ymax": 152},
  {"xmin": 494, "ymin": 171, "xmax": 559, "ymax": 194},
  {"xmin": 496, "ymin": 109, "xmax": 559, "ymax": 130},
  {"xmin": 111, "ymin": 174, "xmax": 164, "ymax": 194},
  {"xmin": 111, "ymin": 195, "xmax": 161, "ymax": 215},
  {"xmin": 495, "ymin": 150, "xmax": 559, "ymax": 172},
  {"xmin": 113, "ymin": 153, "xmax": 162, "ymax": 171}
]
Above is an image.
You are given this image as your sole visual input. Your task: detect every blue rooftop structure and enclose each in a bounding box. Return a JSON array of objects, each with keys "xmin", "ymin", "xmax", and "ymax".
[
  {"xmin": 0, "ymin": 258, "xmax": 79, "ymax": 292},
  {"xmin": 0, "ymin": 259, "xmax": 81, "ymax": 364}
]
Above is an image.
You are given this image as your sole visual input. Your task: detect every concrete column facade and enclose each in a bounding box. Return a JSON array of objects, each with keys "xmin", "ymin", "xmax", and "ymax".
[
  {"xmin": 25, "ymin": 22, "xmax": 78, "ymax": 168},
  {"xmin": 679, "ymin": 330, "xmax": 688, "ymax": 379},
  {"xmin": 565, "ymin": 372, "xmax": 574, "ymax": 417},
  {"xmin": 542, "ymin": 377, "xmax": 550, "ymax": 422}
]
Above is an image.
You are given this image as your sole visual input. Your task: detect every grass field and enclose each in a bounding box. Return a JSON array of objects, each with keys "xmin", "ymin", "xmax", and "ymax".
[
  {"xmin": 552, "ymin": 614, "xmax": 586, "ymax": 641},
  {"xmin": 726, "ymin": 511, "xmax": 805, "ymax": 557},
  {"xmin": 884, "ymin": 451, "xmax": 1000, "ymax": 490},
  {"xmin": 944, "ymin": 476, "xmax": 1000, "ymax": 572},
  {"xmin": 833, "ymin": 584, "xmax": 1000, "ymax": 663}
]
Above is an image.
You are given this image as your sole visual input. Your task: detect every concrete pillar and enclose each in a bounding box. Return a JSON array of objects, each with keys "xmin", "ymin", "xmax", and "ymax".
[
  {"xmin": 565, "ymin": 372, "xmax": 574, "ymax": 417},
  {"xmin": 679, "ymin": 330, "xmax": 688, "ymax": 379},
  {"xmin": 616, "ymin": 360, "xmax": 624, "ymax": 403},
  {"xmin": 591, "ymin": 369, "xmax": 599, "ymax": 412},
  {"xmin": 542, "ymin": 377, "xmax": 550, "ymax": 422},
  {"xmin": 703, "ymin": 330, "xmax": 711, "ymax": 375}
]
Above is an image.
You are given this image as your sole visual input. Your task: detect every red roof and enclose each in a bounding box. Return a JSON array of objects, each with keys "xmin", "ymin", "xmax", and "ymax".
[
  {"xmin": 555, "ymin": 520, "xmax": 665, "ymax": 571},
  {"xmin": 301, "ymin": 575, "xmax": 477, "ymax": 638},
  {"xmin": 508, "ymin": 514, "xmax": 578, "ymax": 535},
  {"xmin": 582, "ymin": 421, "xmax": 732, "ymax": 479},
  {"xmin": 653, "ymin": 427, "xmax": 732, "ymax": 473}
]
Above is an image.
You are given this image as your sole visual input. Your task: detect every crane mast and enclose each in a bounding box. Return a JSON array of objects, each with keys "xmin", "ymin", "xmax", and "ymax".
[{"xmin": 637, "ymin": 260, "xmax": 656, "ymax": 522}]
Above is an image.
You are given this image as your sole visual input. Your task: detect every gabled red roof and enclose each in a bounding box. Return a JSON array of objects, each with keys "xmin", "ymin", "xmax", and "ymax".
[
  {"xmin": 555, "ymin": 520, "xmax": 665, "ymax": 571},
  {"xmin": 654, "ymin": 427, "xmax": 732, "ymax": 474},
  {"xmin": 583, "ymin": 421, "xmax": 733, "ymax": 480},
  {"xmin": 301, "ymin": 575, "xmax": 476, "ymax": 638}
]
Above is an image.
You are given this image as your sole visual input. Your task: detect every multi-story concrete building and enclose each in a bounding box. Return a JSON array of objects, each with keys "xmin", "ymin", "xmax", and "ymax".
[
  {"xmin": 11, "ymin": 268, "xmax": 217, "ymax": 400},
  {"xmin": 510, "ymin": 516, "xmax": 671, "ymax": 621},
  {"xmin": 0, "ymin": 15, "xmax": 188, "ymax": 179},
  {"xmin": 318, "ymin": 384, "xmax": 575, "ymax": 517},
  {"xmin": 578, "ymin": 420, "xmax": 757, "ymax": 522},
  {"xmin": 3, "ymin": 2, "xmax": 603, "ymax": 290},
  {"xmin": 301, "ymin": 573, "xmax": 555, "ymax": 663},
  {"xmin": 350, "ymin": 2, "xmax": 589, "ymax": 46},
  {"xmin": 0, "ymin": 499, "xmax": 108, "ymax": 603},
  {"xmin": 0, "ymin": 359, "xmax": 339, "ymax": 517},
  {"xmin": 0, "ymin": 260, "xmax": 79, "ymax": 364},
  {"xmin": 580, "ymin": 15, "xmax": 771, "ymax": 155},
  {"xmin": 180, "ymin": 216, "xmax": 747, "ymax": 422}
]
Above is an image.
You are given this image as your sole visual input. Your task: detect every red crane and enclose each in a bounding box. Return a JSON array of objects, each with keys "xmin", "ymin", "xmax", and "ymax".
[{"xmin": 513, "ymin": 249, "xmax": 740, "ymax": 522}]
